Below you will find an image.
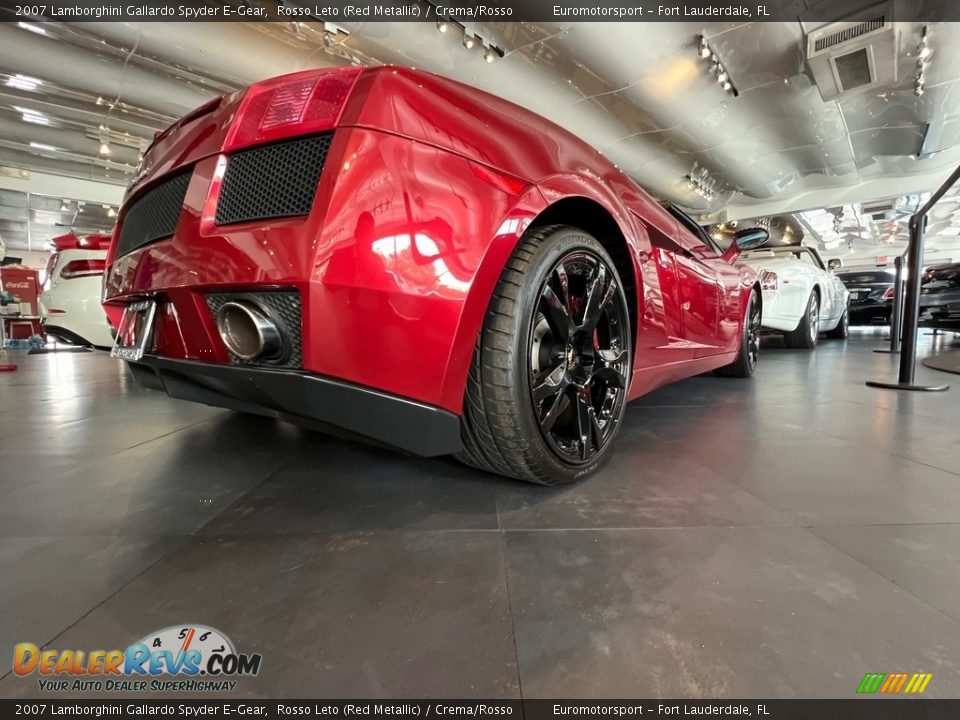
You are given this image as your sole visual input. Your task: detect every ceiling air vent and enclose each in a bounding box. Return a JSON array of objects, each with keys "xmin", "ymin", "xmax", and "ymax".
[{"xmin": 806, "ymin": 4, "xmax": 899, "ymax": 101}]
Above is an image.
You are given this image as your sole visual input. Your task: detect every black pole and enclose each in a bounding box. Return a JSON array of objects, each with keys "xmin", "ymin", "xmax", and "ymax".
[
  {"xmin": 898, "ymin": 216, "xmax": 924, "ymax": 383},
  {"xmin": 890, "ymin": 254, "xmax": 904, "ymax": 354},
  {"xmin": 867, "ymin": 164, "xmax": 960, "ymax": 391}
]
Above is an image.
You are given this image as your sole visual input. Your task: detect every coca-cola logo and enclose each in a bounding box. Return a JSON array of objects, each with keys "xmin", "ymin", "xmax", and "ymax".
[{"xmin": 5, "ymin": 281, "xmax": 31, "ymax": 289}]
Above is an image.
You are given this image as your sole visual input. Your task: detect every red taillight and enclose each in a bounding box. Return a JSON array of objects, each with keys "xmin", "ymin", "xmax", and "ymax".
[
  {"xmin": 43, "ymin": 251, "xmax": 59, "ymax": 290},
  {"xmin": 60, "ymin": 259, "xmax": 106, "ymax": 280},
  {"xmin": 883, "ymin": 286, "xmax": 895, "ymax": 300},
  {"xmin": 759, "ymin": 270, "xmax": 778, "ymax": 291},
  {"xmin": 225, "ymin": 68, "xmax": 362, "ymax": 151}
]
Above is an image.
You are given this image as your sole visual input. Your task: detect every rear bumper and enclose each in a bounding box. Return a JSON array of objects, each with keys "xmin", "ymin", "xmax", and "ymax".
[
  {"xmin": 127, "ymin": 356, "xmax": 463, "ymax": 457},
  {"xmin": 919, "ymin": 301, "xmax": 960, "ymax": 331},
  {"xmin": 849, "ymin": 302, "xmax": 891, "ymax": 325}
]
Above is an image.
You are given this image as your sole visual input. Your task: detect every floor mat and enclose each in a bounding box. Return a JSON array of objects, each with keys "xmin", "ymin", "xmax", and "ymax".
[{"xmin": 922, "ymin": 351, "xmax": 960, "ymax": 375}]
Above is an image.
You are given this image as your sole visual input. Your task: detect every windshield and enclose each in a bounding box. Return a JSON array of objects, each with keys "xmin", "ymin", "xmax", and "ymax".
[{"xmin": 742, "ymin": 246, "xmax": 824, "ymax": 270}]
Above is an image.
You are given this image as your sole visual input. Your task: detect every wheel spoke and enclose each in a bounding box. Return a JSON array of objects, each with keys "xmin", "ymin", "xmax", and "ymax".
[
  {"xmin": 580, "ymin": 264, "xmax": 614, "ymax": 332},
  {"xmin": 575, "ymin": 388, "xmax": 594, "ymax": 460},
  {"xmin": 532, "ymin": 363, "xmax": 567, "ymax": 403},
  {"xmin": 541, "ymin": 389, "xmax": 571, "ymax": 432},
  {"xmin": 540, "ymin": 286, "xmax": 571, "ymax": 341},
  {"xmin": 554, "ymin": 262, "xmax": 570, "ymax": 311},
  {"xmin": 592, "ymin": 365, "xmax": 627, "ymax": 390},
  {"xmin": 597, "ymin": 347, "xmax": 627, "ymax": 365},
  {"xmin": 589, "ymin": 409, "xmax": 604, "ymax": 452}
]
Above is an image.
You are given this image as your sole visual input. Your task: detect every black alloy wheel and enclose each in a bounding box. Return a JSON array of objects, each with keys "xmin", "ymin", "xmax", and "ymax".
[
  {"xmin": 457, "ymin": 225, "xmax": 633, "ymax": 485},
  {"xmin": 529, "ymin": 250, "xmax": 631, "ymax": 463},
  {"xmin": 715, "ymin": 288, "xmax": 760, "ymax": 378}
]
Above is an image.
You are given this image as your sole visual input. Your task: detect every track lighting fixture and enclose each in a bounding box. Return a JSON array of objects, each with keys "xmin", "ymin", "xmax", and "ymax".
[
  {"xmin": 915, "ymin": 27, "xmax": 930, "ymax": 97},
  {"xmin": 685, "ymin": 164, "xmax": 717, "ymax": 201},
  {"xmin": 697, "ymin": 34, "xmax": 738, "ymax": 97}
]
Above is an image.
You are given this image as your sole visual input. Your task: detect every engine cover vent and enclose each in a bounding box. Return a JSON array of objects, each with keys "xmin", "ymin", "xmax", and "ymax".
[{"xmin": 806, "ymin": 3, "xmax": 899, "ymax": 101}]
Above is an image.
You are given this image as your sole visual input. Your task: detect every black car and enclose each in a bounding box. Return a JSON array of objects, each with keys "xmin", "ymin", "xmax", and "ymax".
[
  {"xmin": 919, "ymin": 263, "xmax": 960, "ymax": 332},
  {"xmin": 837, "ymin": 270, "xmax": 896, "ymax": 325}
]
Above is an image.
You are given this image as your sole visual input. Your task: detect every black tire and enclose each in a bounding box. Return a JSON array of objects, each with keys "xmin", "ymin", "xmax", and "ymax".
[
  {"xmin": 457, "ymin": 225, "xmax": 633, "ymax": 485},
  {"xmin": 826, "ymin": 307, "xmax": 849, "ymax": 339},
  {"xmin": 715, "ymin": 289, "xmax": 760, "ymax": 378},
  {"xmin": 783, "ymin": 291, "xmax": 820, "ymax": 349}
]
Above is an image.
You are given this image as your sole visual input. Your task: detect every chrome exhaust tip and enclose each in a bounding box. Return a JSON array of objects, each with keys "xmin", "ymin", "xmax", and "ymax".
[{"xmin": 216, "ymin": 301, "xmax": 283, "ymax": 361}]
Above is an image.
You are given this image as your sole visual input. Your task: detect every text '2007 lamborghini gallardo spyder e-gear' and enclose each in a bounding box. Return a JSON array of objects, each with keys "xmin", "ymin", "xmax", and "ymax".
[{"xmin": 104, "ymin": 66, "xmax": 763, "ymax": 485}]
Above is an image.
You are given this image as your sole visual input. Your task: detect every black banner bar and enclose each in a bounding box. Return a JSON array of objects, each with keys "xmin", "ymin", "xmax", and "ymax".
[
  {"xmin": 2, "ymin": 0, "xmax": 960, "ymax": 22},
  {"xmin": 1, "ymin": 700, "xmax": 960, "ymax": 720}
]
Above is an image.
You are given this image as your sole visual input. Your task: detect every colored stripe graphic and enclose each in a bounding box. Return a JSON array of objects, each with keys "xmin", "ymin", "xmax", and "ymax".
[
  {"xmin": 857, "ymin": 673, "xmax": 885, "ymax": 693},
  {"xmin": 906, "ymin": 673, "xmax": 933, "ymax": 694},
  {"xmin": 857, "ymin": 672, "xmax": 932, "ymax": 694},
  {"xmin": 880, "ymin": 673, "xmax": 908, "ymax": 693}
]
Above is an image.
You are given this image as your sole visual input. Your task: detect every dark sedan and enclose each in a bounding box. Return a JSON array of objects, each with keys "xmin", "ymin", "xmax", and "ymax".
[
  {"xmin": 919, "ymin": 263, "xmax": 960, "ymax": 332},
  {"xmin": 837, "ymin": 270, "xmax": 896, "ymax": 325}
]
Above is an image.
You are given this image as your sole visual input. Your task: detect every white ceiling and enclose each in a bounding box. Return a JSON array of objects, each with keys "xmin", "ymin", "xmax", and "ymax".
[{"xmin": 0, "ymin": 17, "xmax": 958, "ymax": 261}]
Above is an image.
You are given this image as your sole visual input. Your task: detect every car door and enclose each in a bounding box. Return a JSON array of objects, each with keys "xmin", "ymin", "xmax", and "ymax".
[
  {"xmin": 662, "ymin": 205, "xmax": 723, "ymax": 354},
  {"xmin": 801, "ymin": 248, "xmax": 844, "ymax": 324}
]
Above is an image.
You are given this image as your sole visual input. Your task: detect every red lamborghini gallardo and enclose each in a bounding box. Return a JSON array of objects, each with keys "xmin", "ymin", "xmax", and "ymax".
[{"xmin": 104, "ymin": 66, "xmax": 766, "ymax": 484}]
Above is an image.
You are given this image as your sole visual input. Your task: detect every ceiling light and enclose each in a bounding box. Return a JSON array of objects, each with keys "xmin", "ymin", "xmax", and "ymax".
[
  {"xmin": 29, "ymin": 142, "xmax": 57, "ymax": 151},
  {"xmin": 17, "ymin": 22, "xmax": 46, "ymax": 35},
  {"xmin": 483, "ymin": 46, "xmax": 504, "ymax": 63},
  {"xmin": 436, "ymin": 19, "xmax": 449, "ymax": 32},
  {"xmin": 107, "ymin": 207, "xmax": 117, "ymax": 218},
  {"xmin": 98, "ymin": 141, "xmax": 111, "ymax": 156},
  {"xmin": 699, "ymin": 35, "xmax": 711, "ymax": 58},
  {"xmin": 6, "ymin": 74, "xmax": 41, "ymax": 91},
  {"xmin": 19, "ymin": 110, "xmax": 49, "ymax": 126},
  {"xmin": 915, "ymin": 26, "xmax": 930, "ymax": 97},
  {"xmin": 696, "ymin": 39, "xmax": 738, "ymax": 96},
  {"xmin": 463, "ymin": 34, "xmax": 477, "ymax": 50}
]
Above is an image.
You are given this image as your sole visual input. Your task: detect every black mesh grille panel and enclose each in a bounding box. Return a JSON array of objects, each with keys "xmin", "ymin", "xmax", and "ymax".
[
  {"xmin": 116, "ymin": 169, "xmax": 191, "ymax": 257},
  {"xmin": 206, "ymin": 290, "xmax": 302, "ymax": 369},
  {"xmin": 215, "ymin": 134, "xmax": 333, "ymax": 226}
]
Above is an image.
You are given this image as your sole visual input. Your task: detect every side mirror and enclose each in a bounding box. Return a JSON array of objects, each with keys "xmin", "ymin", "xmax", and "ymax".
[
  {"xmin": 735, "ymin": 228, "xmax": 769, "ymax": 251},
  {"xmin": 828, "ymin": 258, "xmax": 843, "ymax": 271}
]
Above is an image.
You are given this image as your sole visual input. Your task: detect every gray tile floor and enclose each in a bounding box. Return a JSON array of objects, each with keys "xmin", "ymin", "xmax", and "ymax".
[{"xmin": 1, "ymin": 330, "xmax": 959, "ymax": 699}]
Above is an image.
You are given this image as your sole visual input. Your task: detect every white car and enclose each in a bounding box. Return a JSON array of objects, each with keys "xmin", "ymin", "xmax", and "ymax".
[
  {"xmin": 739, "ymin": 244, "xmax": 849, "ymax": 348},
  {"xmin": 40, "ymin": 232, "xmax": 114, "ymax": 348}
]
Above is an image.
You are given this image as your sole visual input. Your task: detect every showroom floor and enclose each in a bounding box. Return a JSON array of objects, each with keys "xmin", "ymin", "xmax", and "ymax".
[{"xmin": 2, "ymin": 331, "xmax": 960, "ymax": 699}]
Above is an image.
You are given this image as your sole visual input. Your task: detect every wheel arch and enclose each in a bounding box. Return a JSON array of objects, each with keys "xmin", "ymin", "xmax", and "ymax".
[
  {"xmin": 526, "ymin": 196, "xmax": 639, "ymax": 351},
  {"xmin": 440, "ymin": 184, "xmax": 647, "ymax": 413}
]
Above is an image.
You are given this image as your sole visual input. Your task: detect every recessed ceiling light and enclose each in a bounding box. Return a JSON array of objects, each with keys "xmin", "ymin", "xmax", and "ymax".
[
  {"xmin": 16, "ymin": 107, "xmax": 49, "ymax": 125},
  {"xmin": 6, "ymin": 74, "xmax": 42, "ymax": 91},
  {"xmin": 17, "ymin": 22, "xmax": 46, "ymax": 35}
]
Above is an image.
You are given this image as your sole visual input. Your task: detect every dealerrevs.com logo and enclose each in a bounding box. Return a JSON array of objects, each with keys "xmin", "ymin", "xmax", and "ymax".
[{"xmin": 13, "ymin": 625, "xmax": 262, "ymax": 693}]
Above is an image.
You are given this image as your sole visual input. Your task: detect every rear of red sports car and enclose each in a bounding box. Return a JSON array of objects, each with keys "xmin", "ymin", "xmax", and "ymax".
[
  {"xmin": 105, "ymin": 65, "xmax": 758, "ymax": 484},
  {"xmin": 104, "ymin": 66, "xmax": 538, "ymax": 459}
]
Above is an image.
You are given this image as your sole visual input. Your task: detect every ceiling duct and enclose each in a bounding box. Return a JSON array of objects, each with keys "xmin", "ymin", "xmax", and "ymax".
[{"xmin": 806, "ymin": 3, "xmax": 899, "ymax": 101}]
